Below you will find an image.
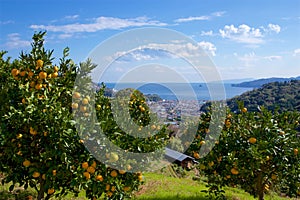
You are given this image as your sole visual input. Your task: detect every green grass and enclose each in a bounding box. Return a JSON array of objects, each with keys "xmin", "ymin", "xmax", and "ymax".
[
  {"xmin": 0, "ymin": 172, "xmax": 298, "ymax": 200},
  {"xmin": 134, "ymin": 173, "xmax": 298, "ymax": 200}
]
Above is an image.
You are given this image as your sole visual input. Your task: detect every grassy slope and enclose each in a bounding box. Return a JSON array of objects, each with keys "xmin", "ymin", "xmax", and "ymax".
[
  {"xmin": 135, "ymin": 173, "xmax": 297, "ymax": 200},
  {"xmin": 0, "ymin": 172, "xmax": 298, "ymax": 200}
]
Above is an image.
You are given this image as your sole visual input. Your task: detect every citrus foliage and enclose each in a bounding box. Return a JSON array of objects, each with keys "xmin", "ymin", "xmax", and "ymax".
[
  {"xmin": 0, "ymin": 32, "xmax": 168, "ymax": 200},
  {"xmin": 188, "ymin": 104, "xmax": 300, "ymax": 200}
]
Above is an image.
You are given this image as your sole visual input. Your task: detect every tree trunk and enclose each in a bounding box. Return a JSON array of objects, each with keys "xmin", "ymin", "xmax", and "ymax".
[
  {"xmin": 257, "ymin": 172, "xmax": 264, "ymax": 200},
  {"xmin": 37, "ymin": 179, "xmax": 45, "ymax": 200}
]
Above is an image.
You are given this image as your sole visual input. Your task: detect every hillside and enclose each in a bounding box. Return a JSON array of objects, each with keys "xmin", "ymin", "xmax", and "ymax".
[
  {"xmin": 227, "ymin": 80, "xmax": 300, "ymax": 112},
  {"xmin": 232, "ymin": 76, "xmax": 300, "ymax": 88}
]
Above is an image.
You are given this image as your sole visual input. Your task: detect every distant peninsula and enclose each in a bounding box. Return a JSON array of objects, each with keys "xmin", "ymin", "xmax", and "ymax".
[{"xmin": 231, "ymin": 76, "xmax": 300, "ymax": 88}]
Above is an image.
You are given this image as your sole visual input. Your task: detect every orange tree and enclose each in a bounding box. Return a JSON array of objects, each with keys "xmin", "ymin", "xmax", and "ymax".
[
  {"xmin": 187, "ymin": 104, "xmax": 300, "ymax": 200},
  {"xmin": 0, "ymin": 32, "xmax": 169, "ymax": 200}
]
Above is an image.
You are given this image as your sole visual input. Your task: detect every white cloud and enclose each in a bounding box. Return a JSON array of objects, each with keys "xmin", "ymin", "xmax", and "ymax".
[
  {"xmin": 268, "ymin": 24, "xmax": 281, "ymax": 33},
  {"xmin": 212, "ymin": 11, "xmax": 226, "ymax": 17},
  {"xmin": 200, "ymin": 30, "xmax": 213, "ymax": 36},
  {"xmin": 109, "ymin": 40, "xmax": 217, "ymax": 63},
  {"xmin": 264, "ymin": 55, "xmax": 282, "ymax": 61},
  {"xmin": 64, "ymin": 15, "xmax": 79, "ymax": 20},
  {"xmin": 198, "ymin": 41, "xmax": 217, "ymax": 56},
  {"xmin": 293, "ymin": 48, "xmax": 300, "ymax": 56},
  {"xmin": 30, "ymin": 16, "xmax": 167, "ymax": 33},
  {"xmin": 238, "ymin": 52, "xmax": 259, "ymax": 67},
  {"xmin": 219, "ymin": 23, "xmax": 281, "ymax": 45},
  {"xmin": 5, "ymin": 33, "xmax": 30, "ymax": 49},
  {"xmin": 57, "ymin": 33, "xmax": 74, "ymax": 39},
  {"xmin": 0, "ymin": 20, "xmax": 14, "ymax": 25},
  {"xmin": 175, "ymin": 16, "xmax": 210, "ymax": 23},
  {"xmin": 237, "ymin": 52, "xmax": 283, "ymax": 67},
  {"xmin": 219, "ymin": 24, "xmax": 263, "ymax": 44},
  {"xmin": 174, "ymin": 11, "xmax": 225, "ymax": 23}
]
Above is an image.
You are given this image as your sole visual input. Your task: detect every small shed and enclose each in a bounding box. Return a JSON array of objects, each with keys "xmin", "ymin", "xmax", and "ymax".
[{"xmin": 165, "ymin": 147, "xmax": 198, "ymax": 170}]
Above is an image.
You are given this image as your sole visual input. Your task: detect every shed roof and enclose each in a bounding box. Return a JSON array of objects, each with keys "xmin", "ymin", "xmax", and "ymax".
[{"xmin": 165, "ymin": 147, "xmax": 196, "ymax": 162}]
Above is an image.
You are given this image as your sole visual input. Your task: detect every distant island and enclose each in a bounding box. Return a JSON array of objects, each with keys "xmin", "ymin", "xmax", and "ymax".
[{"xmin": 232, "ymin": 76, "xmax": 300, "ymax": 88}]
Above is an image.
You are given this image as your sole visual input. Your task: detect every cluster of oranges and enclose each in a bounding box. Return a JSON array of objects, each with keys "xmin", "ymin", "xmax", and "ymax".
[
  {"xmin": 11, "ymin": 59, "xmax": 59, "ymax": 91},
  {"xmin": 82, "ymin": 160, "xmax": 97, "ymax": 180},
  {"xmin": 22, "ymin": 158, "xmax": 55, "ymax": 194},
  {"xmin": 72, "ymin": 92, "xmax": 91, "ymax": 117}
]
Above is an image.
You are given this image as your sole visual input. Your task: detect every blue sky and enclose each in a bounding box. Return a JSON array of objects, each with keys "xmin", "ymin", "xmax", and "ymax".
[{"xmin": 0, "ymin": 0, "xmax": 300, "ymax": 81}]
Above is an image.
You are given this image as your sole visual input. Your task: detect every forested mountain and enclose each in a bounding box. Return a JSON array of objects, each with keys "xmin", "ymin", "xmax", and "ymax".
[
  {"xmin": 227, "ymin": 80, "xmax": 300, "ymax": 112},
  {"xmin": 201, "ymin": 80, "xmax": 300, "ymax": 113},
  {"xmin": 232, "ymin": 76, "xmax": 300, "ymax": 88}
]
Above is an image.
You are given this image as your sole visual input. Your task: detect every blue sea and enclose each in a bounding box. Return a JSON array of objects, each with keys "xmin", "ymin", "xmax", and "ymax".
[{"xmin": 104, "ymin": 83, "xmax": 252, "ymax": 101}]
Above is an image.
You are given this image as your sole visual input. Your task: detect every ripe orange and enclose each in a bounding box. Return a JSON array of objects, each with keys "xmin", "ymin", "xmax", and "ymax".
[
  {"xmin": 294, "ymin": 148, "xmax": 299, "ymax": 155},
  {"xmin": 110, "ymin": 170, "xmax": 118, "ymax": 177},
  {"xmin": 151, "ymin": 124, "xmax": 156, "ymax": 130},
  {"xmin": 47, "ymin": 188, "xmax": 55, "ymax": 195},
  {"xmin": 11, "ymin": 68, "xmax": 19, "ymax": 76},
  {"xmin": 242, "ymin": 107, "xmax": 247, "ymax": 113},
  {"xmin": 231, "ymin": 168, "xmax": 239, "ymax": 175},
  {"xmin": 271, "ymin": 174, "xmax": 277, "ymax": 180},
  {"xmin": 199, "ymin": 140, "xmax": 205, "ymax": 145},
  {"xmin": 126, "ymin": 164, "xmax": 132, "ymax": 171},
  {"xmin": 82, "ymin": 98, "xmax": 89, "ymax": 105},
  {"xmin": 30, "ymin": 81, "xmax": 35, "ymax": 88},
  {"xmin": 28, "ymin": 71, "xmax": 34, "ymax": 77},
  {"xmin": 96, "ymin": 175, "xmax": 103, "ymax": 181},
  {"xmin": 248, "ymin": 137, "xmax": 257, "ymax": 144},
  {"xmin": 52, "ymin": 170, "xmax": 57, "ymax": 176},
  {"xmin": 53, "ymin": 66, "xmax": 59, "ymax": 72},
  {"xmin": 208, "ymin": 161, "xmax": 214, "ymax": 167},
  {"xmin": 39, "ymin": 71, "xmax": 47, "ymax": 79},
  {"xmin": 82, "ymin": 162, "xmax": 89, "ymax": 169},
  {"xmin": 83, "ymin": 172, "xmax": 90, "ymax": 180},
  {"xmin": 22, "ymin": 98, "xmax": 26, "ymax": 104},
  {"xmin": 119, "ymin": 169, "xmax": 126, "ymax": 174},
  {"xmin": 139, "ymin": 105, "xmax": 145, "ymax": 112},
  {"xmin": 72, "ymin": 103, "xmax": 79, "ymax": 109},
  {"xmin": 32, "ymin": 171, "xmax": 40, "ymax": 178},
  {"xmin": 111, "ymin": 186, "xmax": 116, "ymax": 192},
  {"xmin": 105, "ymin": 184, "xmax": 110, "ymax": 191},
  {"xmin": 106, "ymin": 191, "xmax": 113, "ymax": 197},
  {"xmin": 29, "ymin": 127, "xmax": 37, "ymax": 135},
  {"xmin": 42, "ymin": 174, "xmax": 46, "ymax": 180},
  {"xmin": 73, "ymin": 92, "xmax": 81, "ymax": 99},
  {"xmin": 36, "ymin": 59, "xmax": 44, "ymax": 69},
  {"xmin": 87, "ymin": 166, "xmax": 95, "ymax": 174},
  {"xmin": 193, "ymin": 152, "xmax": 200, "ymax": 159},
  {"xmin": 52, "ymin": 72, "xmax": 58, "ymax": 78},
  {"xmin": 123, "ymin": 186, "xmax": 130, "ymax": 192},
  {"xmin": 20, "ymin": 71, "xmax": 26, "ymax": 77},
  {"xmin": 80, "ymin": 106, "xmax": 87, "ymax": 112},
  {"xmin": 91, "ymin": 161, "xmax": 96, "ymax": 168},
  {"xmin": 279, "ymin": 131, "xmax": 285, "ymax": 135},
  {"xmin": 23, "ymin": 159, "xmax": 31, "ymax": 167},
  {"xmin": 138, "ymin": 175, "xmax": 143, "ymax": 182},
  {"xmin": 35, "ymin": 83, "xmax": 43, "ymax": 90}
]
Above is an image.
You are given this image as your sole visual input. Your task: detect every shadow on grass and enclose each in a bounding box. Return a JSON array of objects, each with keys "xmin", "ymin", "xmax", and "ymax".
[{"xmin": 0, "ymin": 190, "xmax": 35, "ymax": 200}]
